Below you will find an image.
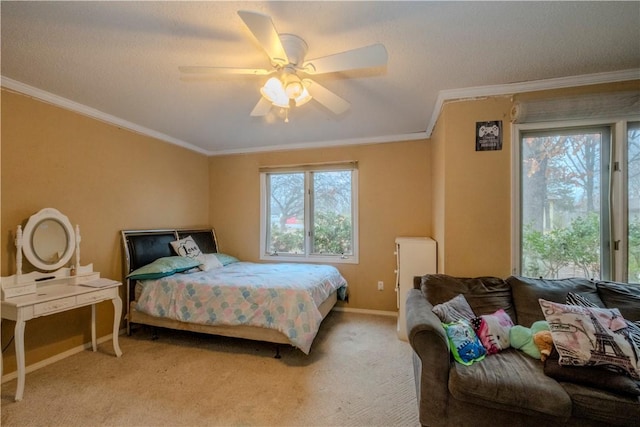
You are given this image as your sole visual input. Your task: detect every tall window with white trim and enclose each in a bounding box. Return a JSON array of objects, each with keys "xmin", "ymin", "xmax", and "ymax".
[
  {"xmin": 260, "ymin": 162, "xmax": 358, "ymax": 263},
  {"xmin": 515, "ymin": 119, "xmax": 639, "ymax": 281}
]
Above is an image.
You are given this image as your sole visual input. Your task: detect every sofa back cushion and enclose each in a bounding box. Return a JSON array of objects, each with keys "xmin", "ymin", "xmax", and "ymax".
[
  {"xmin": 507, "ymin": 276, "xmax": 601, "ymax": 326},
  {"xmin": 421, "ymin": 274, "xmax": 515, "ymax": 320},
  {"xmin": 596, "ymin": 281, "xmax": 640, "ymax": 321}
]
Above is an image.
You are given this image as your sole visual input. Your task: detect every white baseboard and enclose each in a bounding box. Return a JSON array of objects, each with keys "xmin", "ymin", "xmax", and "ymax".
[
  {"xmin": 1, "ymin": 329, "xmax": 126, "ymax": 384},
  {"xmin": 332, "ymin": 306, "xmax": 398, "ymax": 317}
]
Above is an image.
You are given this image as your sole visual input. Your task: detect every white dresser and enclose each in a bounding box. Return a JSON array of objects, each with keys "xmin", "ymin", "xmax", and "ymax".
[{"xmin": 395, "ymin": 237, "xmax": 437, "ymax": 341}]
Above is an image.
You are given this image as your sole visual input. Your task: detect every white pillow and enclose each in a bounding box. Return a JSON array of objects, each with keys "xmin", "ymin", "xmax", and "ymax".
[
  {"xmin": 170, "ymin": 236, "xmax": 202, "ymax": 259},
  {"xmin": 197, "ymin": 253, "xmax": 223, "ymax": 272}
]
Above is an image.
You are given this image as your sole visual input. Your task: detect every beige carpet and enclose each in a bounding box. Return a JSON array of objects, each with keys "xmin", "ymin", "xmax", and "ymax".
[{"xmin": 1, "ymin": 311, "xmax": 420, "ymax": 427}]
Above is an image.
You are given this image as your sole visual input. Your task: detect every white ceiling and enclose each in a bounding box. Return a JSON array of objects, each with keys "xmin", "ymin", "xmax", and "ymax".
[{"xmin": 2, "ymin": 1, "xmax": 639, "ymax": 155}]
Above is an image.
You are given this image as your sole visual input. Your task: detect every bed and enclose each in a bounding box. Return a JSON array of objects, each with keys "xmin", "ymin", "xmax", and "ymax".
[{"xmin": 121, "ymin": 228, "xmax": 347, "ymax": 355}]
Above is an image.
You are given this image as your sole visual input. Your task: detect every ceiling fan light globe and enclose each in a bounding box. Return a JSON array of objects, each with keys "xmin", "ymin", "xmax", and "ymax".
[
  {"xmin": 285, "ymin": 81, "xmax": 304, "ymax": 99},
  {"xmin": 294, "ymin": 88, "xmax": 312, "ymax": 107},
  {"xmin": 260, "ymin": 77, "xmax": 288, "ymax": 106}
]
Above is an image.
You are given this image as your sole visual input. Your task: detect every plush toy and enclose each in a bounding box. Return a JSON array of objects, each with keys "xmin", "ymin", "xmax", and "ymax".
[
  {"xmin": 509, "ymin": 320, "xmax": 549, "ymax": 359},
  {"xmin": 533, "ymin": 330, "xmax": 554, "ymax": 362}
]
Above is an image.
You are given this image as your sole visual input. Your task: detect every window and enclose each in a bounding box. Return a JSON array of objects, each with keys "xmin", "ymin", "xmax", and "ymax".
[
  {"xmin": 260, "ymin": 162, "xmax": 358, "ymax": 263},
  {"xmin": 627, "ymin": 122, "xmax": 640, "ymax": 281},
  {"xmin": 514, "ymin": 119, "xmax": 639, "ymax": 281}
]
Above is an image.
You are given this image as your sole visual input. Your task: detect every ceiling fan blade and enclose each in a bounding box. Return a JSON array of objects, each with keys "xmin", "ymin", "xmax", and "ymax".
[
  {"xmin": 303, "ymin": 44, "xmax": 388, "ymax": 74},
  {"xmin": 238, "ymin": 10, "xmax": 288, "ymax": 66},
  {"xmin": 250, "ymin": 96, "xmax": 273, "ymax": 117},
  {"xmin": 304, "ymin": 79, "xmax": 350, "ymax": 115},
  {"xmin": 179, "ymin": 66, "xmax": 272, "ymax": 75}
]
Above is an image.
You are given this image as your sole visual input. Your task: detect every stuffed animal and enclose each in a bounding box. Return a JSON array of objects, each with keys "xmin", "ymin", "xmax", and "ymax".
[
  {"xmin": 533, "ymin": 330, "xmax": 554, "ymax": 361},
  {"xmin": 509, "ymin": 320, "xmax": 549, "ymax": 359}
]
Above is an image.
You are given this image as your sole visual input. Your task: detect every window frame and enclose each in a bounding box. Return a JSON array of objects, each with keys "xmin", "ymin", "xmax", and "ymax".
[
  {"xmin": 259, "ymin": 164, "xmax": 359, "ymax": 264},
  {"xmin": 511, "ymin": 117, "xmax": 640, "ymax": 281}
]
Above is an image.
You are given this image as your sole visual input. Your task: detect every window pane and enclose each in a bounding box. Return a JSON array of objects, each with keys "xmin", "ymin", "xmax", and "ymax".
[
  {"xmin": 521, "ymin": 130, "xmax": 604, "ymax": 279},
  {"xmin": 267, "ymin": 173, "xmax": 304, "ymax": 254},
  {"xmin": 628, "ymin": 122, "xmax": 640, "ymax": 281},
  {"xmin": 311, "ymin": 171, "xmax": 353, "ymax": 255}
]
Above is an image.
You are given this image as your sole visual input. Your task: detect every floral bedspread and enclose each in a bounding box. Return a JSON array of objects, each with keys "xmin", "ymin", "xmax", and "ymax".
[{"xmin": 135, "ymin": 262, "xmax": 348, "ymax": 354}]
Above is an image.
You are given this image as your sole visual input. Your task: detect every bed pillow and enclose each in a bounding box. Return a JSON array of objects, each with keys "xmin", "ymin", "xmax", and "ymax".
[
  {"xmin": 214, "ymin": 253, "xmax": 240, "ymax": 266},
  {"xmin": 197, "ymin": 253, "xmax": 223, "ymax": 272},
  {"xmin": 432, "ymin": 294, "xmax": 476, "ymax": 323},
  {"xmin": 442, "ymin": 319, "xmax": 487, "ymax": 366},
  {"xmin": 170, "ymin": 236, "xmax": 202, "ymax": 259},
  {"xmin": 470, "ymin": 308, "xmax": 514, "ymax": 354},
  {"xmin": 539, "ymin": 298, "xmax": 639, "ymax": 379},
  {"xmin": 126, "ymin": 256, "xmax": 201, "ymax": 280}
]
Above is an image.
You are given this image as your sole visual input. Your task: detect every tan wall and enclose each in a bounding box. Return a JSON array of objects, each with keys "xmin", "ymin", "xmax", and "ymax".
[
  {"xmin": 430, "ymin": 108, "xmax": 447, "ymax": 274},
  {"xmin": 1, "ymin": 90, "xmax": 209, "ymax": 373},
  {"xmin": 432, "ymin": 80, "xmax": 640, "ymax": 278},
  {"xmin": 437, "ymin": 97, "xmax": 513, "ymax": 277},
  {"xmin": 208, "ymin": 141, "xmax": 432, "ymax": 311}
]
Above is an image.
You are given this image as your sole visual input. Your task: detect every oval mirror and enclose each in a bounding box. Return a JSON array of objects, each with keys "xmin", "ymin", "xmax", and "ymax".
[{"xmin": 22, "ymin": 208, "xmax": 75, "ymax": 271}]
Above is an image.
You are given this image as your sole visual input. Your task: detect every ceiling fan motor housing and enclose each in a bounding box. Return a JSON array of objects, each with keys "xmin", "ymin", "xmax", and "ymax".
[{"xmin": 278, "ymin": 34, "xmax": 308, "ymax": 67}]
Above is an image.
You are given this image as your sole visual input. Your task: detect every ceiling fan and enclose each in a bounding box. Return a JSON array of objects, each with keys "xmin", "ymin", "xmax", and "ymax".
[{"xmin": 179, "ymin": 10, "xmax": 388, "ymax": 120}]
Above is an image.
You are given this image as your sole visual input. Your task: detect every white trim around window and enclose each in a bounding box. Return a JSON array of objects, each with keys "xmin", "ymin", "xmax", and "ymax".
[{"xmin": 259, "ymin": 163, "xmax": 359, "ymax": 264}]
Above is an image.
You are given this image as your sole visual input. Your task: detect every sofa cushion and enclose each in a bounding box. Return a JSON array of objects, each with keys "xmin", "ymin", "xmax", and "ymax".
[
  {"xmin": 596, "ymin": 281, "xmax": 640, "ymax": 321},
  {"xmin": 544, "ymin": 349, "xmax": 640, "ymax": 397},
  {"xmin": 422, "ymin": 274, "xmax": 515, "ymax": 320},
  {"xmin": 560, "ymin": 382, "xmax": 640, "ymax": 425},
  {"xmin": 507, "ymin": 276, "xmax": 601, "ymax": 326},
  {"xmin": 448, "ymin": 348, "xmax": 572, "ymax": 419}
]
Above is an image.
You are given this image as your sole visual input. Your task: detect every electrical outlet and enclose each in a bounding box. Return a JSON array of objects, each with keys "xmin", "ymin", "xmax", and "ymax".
[{"xmin": 377, "ymin": 281, "xmax": 384, "ymax": 291}]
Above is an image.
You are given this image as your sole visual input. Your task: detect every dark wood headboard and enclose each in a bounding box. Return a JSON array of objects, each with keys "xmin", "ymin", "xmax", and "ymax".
[{"xmin": 120, "ymin": 228, "xmax": 218, "ymax": 326}]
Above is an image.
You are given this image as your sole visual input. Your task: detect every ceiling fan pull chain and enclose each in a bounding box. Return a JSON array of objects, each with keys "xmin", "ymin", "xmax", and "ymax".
[{"xmin": 284, "ymin": 109, "xmax": 289, "ymax": 123}]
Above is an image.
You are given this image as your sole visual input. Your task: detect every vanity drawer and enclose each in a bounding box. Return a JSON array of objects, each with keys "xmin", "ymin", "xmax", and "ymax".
[
  {"xmin": 77, "ymin": 289, "xmax": 114, "ymax": 305},
  {"xmin": 34, "ymin": 296, "xmax": 77, "ymax": 316}
]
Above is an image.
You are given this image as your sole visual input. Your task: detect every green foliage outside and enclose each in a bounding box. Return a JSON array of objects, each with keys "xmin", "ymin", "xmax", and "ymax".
[
  {"xmin": 269, "ymin": 212, "xmax": 352, "ymax": 255},
  {"xmin": 524, "ymin": 213, "xmax": 640, "ymax": 282},
  {"xmin": 629, "ymin": 216, "xmax": 640, "ymax": 281},
  {"xmin": 270, "ymin": 228, "xmax": 304, "ymax": 254},
  {"xmin": 312, "ymin": 212, "xmax": 352, "ymax": 254}
]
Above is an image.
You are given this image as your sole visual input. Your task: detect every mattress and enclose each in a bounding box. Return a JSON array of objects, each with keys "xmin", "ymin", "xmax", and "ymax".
[{"xmin": 135, "ymin": 262, "xmax": 347, "ymax": 353}]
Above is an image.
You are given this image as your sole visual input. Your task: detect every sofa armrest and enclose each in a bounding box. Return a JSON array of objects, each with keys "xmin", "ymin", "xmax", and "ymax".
[
  {"xmin": 406, "ymin": 288, "xmax": 451, "ymax": 426},
  {"xmin": 406, "ymin": 288, "xmax": 449, "ymax": 350}
]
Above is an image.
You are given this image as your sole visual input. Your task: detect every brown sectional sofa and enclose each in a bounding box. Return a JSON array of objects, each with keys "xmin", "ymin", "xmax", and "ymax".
[{"xmin": 406, "ymin": 274, "xmax": 640, "ymax": 427}]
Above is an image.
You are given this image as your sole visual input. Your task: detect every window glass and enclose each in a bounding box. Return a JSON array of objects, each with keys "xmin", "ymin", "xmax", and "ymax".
[
  {"xmin": 520, "ymin": 128, "xmax": 608, "ymax": 279},
  {"xmin": 311, "ymin": 171, "xmax": 353, "ymax": 255},
  {"xmin": 267, "ymin": 173, "xmax": 304, "ymax": 255},
  {"xmin": 628, "ymin": 122, "xmax": 640, "ymax": 281}
]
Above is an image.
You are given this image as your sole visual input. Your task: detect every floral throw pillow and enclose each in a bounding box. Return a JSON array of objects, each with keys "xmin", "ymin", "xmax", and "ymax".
[
  {"xmin": 442, "ymin": 319, "xmax": 486, "ymax": 366},
  {"xmin": 539, "ymin": 298, "xmax": 640, "ymax": 380},
  {"xmin": 470, "ymin": 309, "xmax": 514, "ymax": 354},
  {"xmin": 432, "ymin": 294, "xmax": 476, "ymax": 323}
]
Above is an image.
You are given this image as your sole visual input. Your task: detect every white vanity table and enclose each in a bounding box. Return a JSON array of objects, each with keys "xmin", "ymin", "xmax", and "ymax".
[{"xmin": 1, "ymin": 208, "xmax": 123, "ymax": 401}]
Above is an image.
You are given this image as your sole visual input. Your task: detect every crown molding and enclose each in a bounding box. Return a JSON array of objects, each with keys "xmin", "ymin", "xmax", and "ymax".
[
  {"xmin": 425, "ymin": 68, "xmax": 640, "ymax": 137},
  {"xmin": 1, "ymin": 76, "xmax": 209, "ymax": 155},
  {"xmin": 207, "ymin": 131, "xmax": 428, "ymax": 156},
  {"xmin": 4, "ymin": 69, "xmax": 638, "ymax": 156}
]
